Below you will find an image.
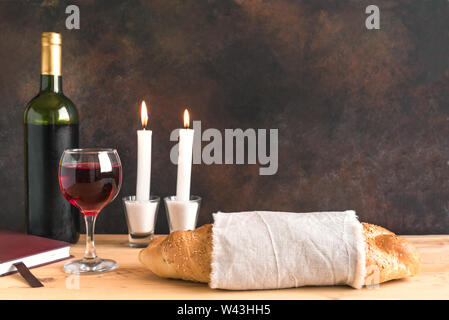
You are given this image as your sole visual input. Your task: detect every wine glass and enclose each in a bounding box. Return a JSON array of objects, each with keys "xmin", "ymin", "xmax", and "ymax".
[{"xmin": 58, "ymin": 148, "xmax": 122, "ymax": 274}]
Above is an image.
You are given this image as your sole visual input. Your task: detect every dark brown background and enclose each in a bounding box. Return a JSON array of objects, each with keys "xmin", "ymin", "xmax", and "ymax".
[{"xmin": 0, "ymin": 0, "xmax": 448, "ymax": 235}]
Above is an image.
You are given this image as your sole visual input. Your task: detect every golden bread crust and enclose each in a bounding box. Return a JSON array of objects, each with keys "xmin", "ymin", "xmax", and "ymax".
[
  {"xmin": 139, "ymin": 224, "xmax": 213, "ymax": 283},
  {"xmin": 362, "ymin": 222, "xmax": 421, "ymax": 285}
]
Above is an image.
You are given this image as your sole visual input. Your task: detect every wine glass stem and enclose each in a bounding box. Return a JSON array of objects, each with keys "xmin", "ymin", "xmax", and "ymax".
[{"xmin": 83, "ymin": 215, "xmax": 98, "ymax": 262}]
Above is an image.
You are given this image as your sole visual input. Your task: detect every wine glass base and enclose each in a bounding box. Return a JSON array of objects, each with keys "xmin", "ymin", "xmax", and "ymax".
[{"xmin": 64, "ymin": 258, "xmax": 117, "ymax": 274}]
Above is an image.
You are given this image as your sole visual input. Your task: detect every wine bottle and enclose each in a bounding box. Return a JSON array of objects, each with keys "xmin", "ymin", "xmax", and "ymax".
[{"xmin": 24, "ymin": 32, "xmax": 80, "ymax": 243}]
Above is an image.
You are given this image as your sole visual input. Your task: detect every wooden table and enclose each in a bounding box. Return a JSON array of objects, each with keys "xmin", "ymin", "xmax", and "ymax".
[{"xmin": 1, "ymin": 234, "xmax": 449, "ymax": 300}]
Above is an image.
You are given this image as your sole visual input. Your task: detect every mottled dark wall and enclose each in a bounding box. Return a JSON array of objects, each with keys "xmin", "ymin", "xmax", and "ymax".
[{"xmin": 0, "ymin": 0, "xmax": 448, "ymax": 235}]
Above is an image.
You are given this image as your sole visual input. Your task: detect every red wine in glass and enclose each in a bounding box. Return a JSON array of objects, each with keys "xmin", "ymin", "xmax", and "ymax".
[
  {"xmin": 59, "ymin": 162, "xmax": 121, "ymax": 216},
  {"xmin": 58, "ymin": 148, "xmax": 122, "ymax": 274}
]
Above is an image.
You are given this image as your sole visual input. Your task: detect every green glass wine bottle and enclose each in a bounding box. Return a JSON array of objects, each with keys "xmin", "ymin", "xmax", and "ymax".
[{"xmin": 24, "ymin": 32, "xmax": 80, "ymax": 243}]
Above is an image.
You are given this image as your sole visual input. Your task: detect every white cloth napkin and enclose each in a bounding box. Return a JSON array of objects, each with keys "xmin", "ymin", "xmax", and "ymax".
[{"xmin": 209, "ymin": 210, "xmax": 366, "ymax": 290}]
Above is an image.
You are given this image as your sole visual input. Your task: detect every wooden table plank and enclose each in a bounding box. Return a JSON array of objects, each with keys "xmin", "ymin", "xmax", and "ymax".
[{"xmin": 1, "ymin": 234, "xmax": 449, "ymax": 300}]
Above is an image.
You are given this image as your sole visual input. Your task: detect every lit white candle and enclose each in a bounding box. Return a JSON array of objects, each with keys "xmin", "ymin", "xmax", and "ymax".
[
  {"xmin": 176, "ymin": 109, "xmax": 194, "ymax": 201},
  {"xmin": 136, "ymin": 101, "xmax": 152, "ymax": 201}
]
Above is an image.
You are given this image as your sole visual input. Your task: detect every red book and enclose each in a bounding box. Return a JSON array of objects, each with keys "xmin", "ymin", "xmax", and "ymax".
[{"xmin": 0, "ymin": 230, "xmax": 71, "ymax": 276}]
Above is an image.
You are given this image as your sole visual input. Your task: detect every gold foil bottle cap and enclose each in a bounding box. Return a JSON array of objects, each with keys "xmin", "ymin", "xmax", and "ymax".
[
  {"xmin": 41, "ymin": 32, "xmax": 62, "ymax": 75},
  {"xmin": 41, "ymin": 32, "xmax": 62, "ymax": 46}
]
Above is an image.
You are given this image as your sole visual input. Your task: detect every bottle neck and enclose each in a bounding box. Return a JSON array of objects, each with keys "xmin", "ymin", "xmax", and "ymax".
[
  {"xmin": 40, "ymin": 75, "xmax": 62, "ymax": 93},
  {"xmin": 40, "ymin": 33, "xmax": 62, "ymax": 93}
]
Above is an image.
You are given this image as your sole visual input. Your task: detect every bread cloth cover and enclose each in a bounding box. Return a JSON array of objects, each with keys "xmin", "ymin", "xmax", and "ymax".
[{"xmin": 210, "ymin": 210, "xmax": 366, "ymax": 290}]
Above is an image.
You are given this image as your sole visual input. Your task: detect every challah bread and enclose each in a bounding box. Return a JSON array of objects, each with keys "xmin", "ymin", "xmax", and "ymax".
[
  {"xmin": 362, "ymin": 223, "xmax": 421, "ymax": 284},
  {"xmin": 139, "ymin": 223, "xmax": 421, "ymax": 286}
]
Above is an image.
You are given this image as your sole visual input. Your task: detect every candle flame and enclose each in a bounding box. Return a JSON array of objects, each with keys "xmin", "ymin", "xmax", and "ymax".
[
  {"xmin": 183, "ymin": 109, "xmax": 190, "ymax": 128},
  {"xmin": 141, "ymin": 100, "xmax": 149, "ymax": 128}
]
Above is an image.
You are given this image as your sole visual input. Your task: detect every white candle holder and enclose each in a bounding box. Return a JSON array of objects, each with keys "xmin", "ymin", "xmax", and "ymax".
[
  {"xmin": 122, "ymin": 195, "xmax": 160, "ymax": 248},
  {"xmin": 164, "ymin": 196, "xmax": 201, "ymax": 233}
]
